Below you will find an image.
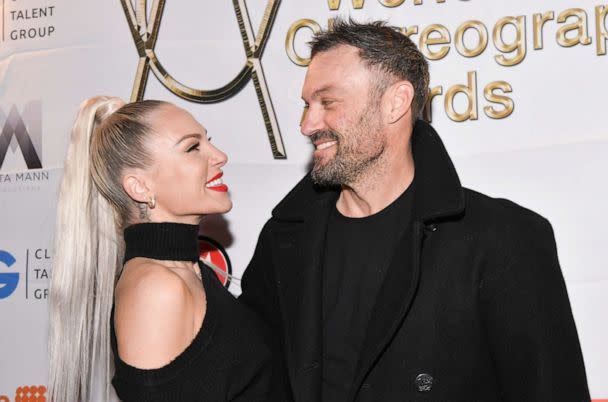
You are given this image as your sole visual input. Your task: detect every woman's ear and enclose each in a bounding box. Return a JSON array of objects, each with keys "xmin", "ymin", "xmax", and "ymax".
[
  {"xmin": 122, "ymin": 170, "xmax": 151, "ymax": 204},
  {"xmin": 385, "ymin": 80, "xmax": 415, "ymax": 124}
]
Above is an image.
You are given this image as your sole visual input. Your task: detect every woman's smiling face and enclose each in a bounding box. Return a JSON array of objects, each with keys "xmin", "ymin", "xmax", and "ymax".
[{"xmin": 129, "ymin": 104, "xmax": 232, "ymax": 224}]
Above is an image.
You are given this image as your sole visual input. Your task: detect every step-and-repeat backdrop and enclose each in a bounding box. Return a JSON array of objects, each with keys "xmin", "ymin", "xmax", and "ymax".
[{"xmin": 1, "ymin": 0, "xmax": 606, "ymax": 400}]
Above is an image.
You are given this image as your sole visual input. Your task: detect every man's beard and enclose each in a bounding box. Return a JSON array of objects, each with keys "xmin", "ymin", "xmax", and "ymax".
[{"xmin": 310, "ymin": 109, "xmax": 385, "ymax": 187}]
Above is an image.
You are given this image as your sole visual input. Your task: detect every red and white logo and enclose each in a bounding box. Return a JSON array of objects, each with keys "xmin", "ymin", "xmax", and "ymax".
[{"xmin": 198, "ymin": 236, "xmax": 232, "ymax": 288}]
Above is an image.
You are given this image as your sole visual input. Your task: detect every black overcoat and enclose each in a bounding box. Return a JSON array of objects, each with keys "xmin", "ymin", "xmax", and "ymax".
[{"xmin": 240, "ymin": 120, "xmax": 590, "ymax": 402}]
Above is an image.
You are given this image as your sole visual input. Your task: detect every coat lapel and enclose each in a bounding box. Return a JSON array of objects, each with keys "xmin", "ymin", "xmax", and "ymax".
[
  {"xmin": 348, "ymin": 120, "xmax": 466, "ymax": 400},
  {"xmin": 272, "ymin": 184, "xmax": 337, "ymax": 402},
  {"xmin": 347, "ymin": 220, "xmax": 423, "ymax": 400}
]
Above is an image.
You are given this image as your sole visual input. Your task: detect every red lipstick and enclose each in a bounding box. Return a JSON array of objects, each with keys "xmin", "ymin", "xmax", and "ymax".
[{"xmin": 206, "ymin": 172, "xmax": 228, "ymax": 192}]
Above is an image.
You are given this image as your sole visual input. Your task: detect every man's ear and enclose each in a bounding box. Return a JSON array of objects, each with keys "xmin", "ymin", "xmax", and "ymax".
[
  {"xmin": 385, "ymin": 80, "xmax": 415, "ymax": 124},
  {"xmin": 122, "ymin": 170, "xmax": 151, "ymax": 204}
]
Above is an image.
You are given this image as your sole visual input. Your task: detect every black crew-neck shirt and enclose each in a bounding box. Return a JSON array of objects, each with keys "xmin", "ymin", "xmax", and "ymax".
[{"xmin": 322, "ymin": 181, "xmax": 415, "ymax": 402}]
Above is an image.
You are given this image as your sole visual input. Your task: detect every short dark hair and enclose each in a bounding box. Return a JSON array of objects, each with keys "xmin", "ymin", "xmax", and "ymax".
[{"xmin": 310, "ymin": 19, "xmax": 429, "ymax": 120}]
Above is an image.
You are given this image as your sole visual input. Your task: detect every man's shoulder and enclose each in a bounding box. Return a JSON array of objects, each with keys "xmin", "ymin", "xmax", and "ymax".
[{"xmin": 462, "ymin": 187, "xmax": 553, "ymax": 237}]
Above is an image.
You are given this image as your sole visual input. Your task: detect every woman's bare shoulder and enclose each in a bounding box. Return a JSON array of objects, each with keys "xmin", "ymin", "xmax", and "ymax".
[{"xmin": 114, "ymin": 261, "xmax": 198, "ymax": 369}]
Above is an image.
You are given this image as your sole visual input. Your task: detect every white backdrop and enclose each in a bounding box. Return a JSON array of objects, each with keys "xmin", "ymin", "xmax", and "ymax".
[{"xmin": 0, "ymin": 0, "xmax": 607, "ymax": 400}]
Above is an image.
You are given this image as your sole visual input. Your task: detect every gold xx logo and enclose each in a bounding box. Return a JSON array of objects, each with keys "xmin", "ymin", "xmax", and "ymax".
[{"xmin": 120, "ymin": 0, "xmax": 286, "ymax": 158}]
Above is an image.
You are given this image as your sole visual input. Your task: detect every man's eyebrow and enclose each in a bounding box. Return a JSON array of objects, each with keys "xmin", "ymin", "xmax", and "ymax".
[
  {"xmin": 174, "ymin": 133, "xmax": 202, "ymax": 146},
  {"xmin": 302, "ymin": 85, "xmax": 336, "ymax": 102}
]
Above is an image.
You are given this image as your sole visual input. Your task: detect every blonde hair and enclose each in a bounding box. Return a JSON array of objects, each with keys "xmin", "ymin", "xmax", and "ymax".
[{"xmin": 48, "ymin": 96, "xmax": 168, "ymax": 401}]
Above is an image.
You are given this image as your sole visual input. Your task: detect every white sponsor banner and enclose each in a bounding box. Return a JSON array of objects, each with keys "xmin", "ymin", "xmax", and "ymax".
[{"xmin": 0, "ymin": 167, "xmax": 59, "ymax": 400}]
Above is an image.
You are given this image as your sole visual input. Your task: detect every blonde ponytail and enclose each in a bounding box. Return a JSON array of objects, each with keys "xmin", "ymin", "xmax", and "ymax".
[
  {"xmin": 49, "ymin": 97, "xmax": 125, "ymax": 402},
  {"xmin": 49, "ymin": 96, "xmax": 168, "ymax": 401}
]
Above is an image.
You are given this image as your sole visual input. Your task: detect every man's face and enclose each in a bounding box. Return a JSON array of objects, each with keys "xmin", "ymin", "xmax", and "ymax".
[{"xmin": 301, "ymin": 45, "xmax": 387, "ymax": 187}]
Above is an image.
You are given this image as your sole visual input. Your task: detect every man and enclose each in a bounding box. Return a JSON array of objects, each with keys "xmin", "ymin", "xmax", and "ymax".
[{"xmin": 240, "ymin": 20, "xmax": 589, "ymax": 402}]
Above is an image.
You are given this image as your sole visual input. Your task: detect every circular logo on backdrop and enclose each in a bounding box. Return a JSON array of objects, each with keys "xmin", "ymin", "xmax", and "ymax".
[{"xmin": 198, "ymin": 236, "xmax": 232, "ymax": 288}]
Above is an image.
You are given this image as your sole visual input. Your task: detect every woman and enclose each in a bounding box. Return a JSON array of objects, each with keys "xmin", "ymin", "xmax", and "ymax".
[{"xmin": 48, "ymin": 97, "xmax": 271, "ymax": 401}]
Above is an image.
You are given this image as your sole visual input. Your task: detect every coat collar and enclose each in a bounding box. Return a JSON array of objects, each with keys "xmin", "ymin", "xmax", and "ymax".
[{"xmin": 271, "ymin": 119, "xmax": 465, "ymax": 224}]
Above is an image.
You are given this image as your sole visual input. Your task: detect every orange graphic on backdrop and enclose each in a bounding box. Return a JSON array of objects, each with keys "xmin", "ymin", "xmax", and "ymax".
[{"xmin": 14, "ymin": 386, "xmax": 46, "ymax": 402}]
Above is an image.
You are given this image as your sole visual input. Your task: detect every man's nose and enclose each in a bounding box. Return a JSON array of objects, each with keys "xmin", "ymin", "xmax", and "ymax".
[{"xmin": 300, "ymin": 106, "xmax": 324, "ymax": 137}]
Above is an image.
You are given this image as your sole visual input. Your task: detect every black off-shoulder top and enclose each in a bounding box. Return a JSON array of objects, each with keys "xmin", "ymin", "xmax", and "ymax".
[{"xmin": 110, "ymin": 222, "xmax": 272, "ymax": 402}]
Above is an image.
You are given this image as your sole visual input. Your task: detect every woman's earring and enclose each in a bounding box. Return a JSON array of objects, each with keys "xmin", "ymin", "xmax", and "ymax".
[{"xmin": 147, "ymin": 195, "xmax": 156, "ymax": 209}]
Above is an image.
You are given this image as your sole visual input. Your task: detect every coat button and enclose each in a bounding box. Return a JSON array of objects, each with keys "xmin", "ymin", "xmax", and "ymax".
[
  {"xmin": 426, "ymin": 224, "xmax": 438, "ymax": 232},
  {"xmin": 415, "ymin": 373, "xmax": 433, "ymax": 392}
]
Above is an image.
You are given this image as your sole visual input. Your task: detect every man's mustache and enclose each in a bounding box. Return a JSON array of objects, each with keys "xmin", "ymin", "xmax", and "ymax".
[{"xmin": 309, "ymin": 130, "xmax": 339, "ymax": 145}]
